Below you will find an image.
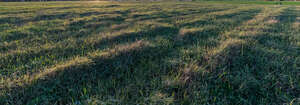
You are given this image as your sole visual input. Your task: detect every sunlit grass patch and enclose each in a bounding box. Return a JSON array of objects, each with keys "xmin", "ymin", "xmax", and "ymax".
[{"xmin": 0, "ymin": 1, "xmax": 299, "ymax": 105}]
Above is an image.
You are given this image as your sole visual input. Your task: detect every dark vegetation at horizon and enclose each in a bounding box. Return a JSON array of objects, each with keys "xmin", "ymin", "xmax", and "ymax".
[
  {"xmin": 0, "ymin": 1, "xmax": 299, "ymax": 105},
  {"xmin": 1, "ymin": 0, "xmax": 300, "ymax": 2}
]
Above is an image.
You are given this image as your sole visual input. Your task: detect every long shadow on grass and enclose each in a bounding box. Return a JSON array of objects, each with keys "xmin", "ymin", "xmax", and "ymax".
[
  {"xmin": 0, "ymin": 10, "xmax": 129, "ymax": 45},
  {"xmin": 0, "ymin": 4, "xmax": 120, "ymax": 17},
  {"xmin": 0, "ymin": 8, "xmax": 258, "ymax": 78},
  {"xmin": 0, "ymin": 26, "xmax": 177, "ymax": 77},
  {"xmin": 178, "ymin": 9, "xmax": 261, "ymax": 47},
  {"xmin": 0, "ymin": 8, "xmax": 130, "ymax": 26},
  {"xmin": 189, "ymin": 7, "xmax": 299, "ymax": 104},
  {"xmin": 0, "ymin": 8, "xmax": 261, "ymax": 104},
  {"xmin": 244, "ymin": 8, "xmax": 299, "ymax": 103},
  {"xmin": 0, "ymin": 5, "xmax": 229, "ymax": 46},
  {"xmin": 0, "ymin": 7, "xmax": 241, "ymax": 76},
  {"xmin": 133, "ymin": 7, "xmax": 234, "ymax": 22},
  {"xmin": 0, "ymin": 10, "xmax": 34, "ymax": 16},
  {"xmin": 0, "ymin": 4, "xmax": 237, "ymax": 49}
]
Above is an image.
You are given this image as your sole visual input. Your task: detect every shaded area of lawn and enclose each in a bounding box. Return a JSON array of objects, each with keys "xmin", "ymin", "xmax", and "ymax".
[
  {"xmin": 0, "ymin": 2, "xmax": 299, "ymax": 105},
  {"xmin": 0, "ymin": 4, "xmax": 235, "ymax": 79},
  {"xmin": 1, "ymin": 5, "xmax": 260, "ymax": 105}
]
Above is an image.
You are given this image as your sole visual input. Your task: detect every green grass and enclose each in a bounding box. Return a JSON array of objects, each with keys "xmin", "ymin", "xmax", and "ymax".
[
  {"xmin": 199, "ymin": 1, "xmax": 300, "ymax": 5},
  {"xmin": 0, "ymin": 1, "xmax": 299, "ymax": 105}
]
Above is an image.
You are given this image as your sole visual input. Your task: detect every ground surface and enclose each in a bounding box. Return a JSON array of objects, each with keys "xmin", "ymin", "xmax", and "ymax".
[{"xmin": 0, "ymin": 1, "xmax": 299, "ymax": 105}]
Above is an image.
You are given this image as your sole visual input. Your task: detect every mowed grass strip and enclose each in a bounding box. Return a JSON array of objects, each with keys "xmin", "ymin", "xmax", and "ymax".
[
  {"xmin": 0, "ymin": 2, "xmax": 299, "ymax": 105},
  {"xmin": 186, "ymin": 6, "xmax": 299, "ymax": 104},
  {"xmin": 0, "ymin": 5, "xmax": 243, "ymax": 82}
]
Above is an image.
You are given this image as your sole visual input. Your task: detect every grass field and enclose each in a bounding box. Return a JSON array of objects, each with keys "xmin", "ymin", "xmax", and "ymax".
[{"xmin": 0, "ymin": 1, "xmax": 299, "ymax": 105}]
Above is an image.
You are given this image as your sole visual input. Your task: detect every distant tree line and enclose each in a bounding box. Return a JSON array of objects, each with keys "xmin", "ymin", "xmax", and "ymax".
[
  {"xmin": 1, "ymin": 0, "xmax": 299, "ymax": 1},
  {"xmin": 1, "ymin": 0, "xmax": 84, "ymax": 1}
]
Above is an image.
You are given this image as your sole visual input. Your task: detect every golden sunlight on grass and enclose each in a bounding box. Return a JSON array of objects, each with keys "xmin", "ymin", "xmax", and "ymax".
[{"xmin": 0, "ymin": 2, "xmax": 299, "ymax": 105}]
